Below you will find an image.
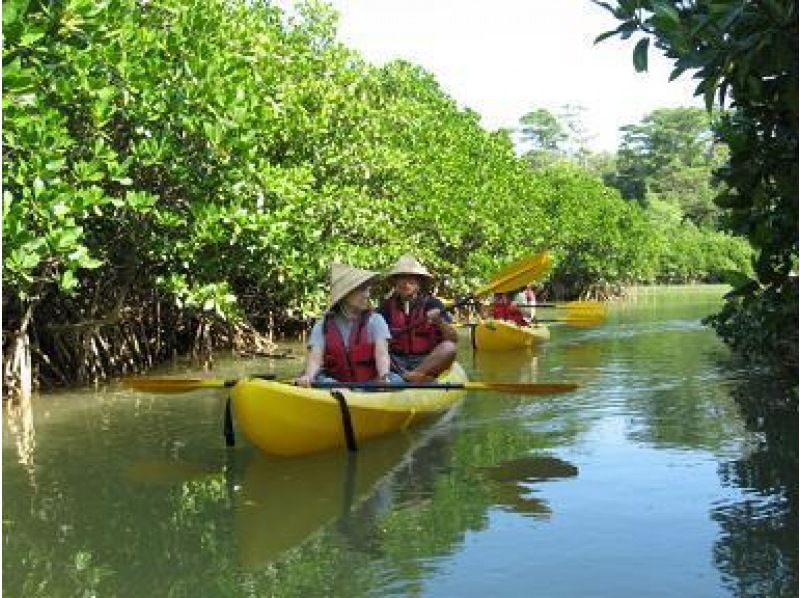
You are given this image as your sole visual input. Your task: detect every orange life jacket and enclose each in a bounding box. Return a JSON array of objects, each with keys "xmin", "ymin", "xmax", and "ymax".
[
  {"xmin": 322, "ymin": 311, "xmax": 377, "ymax": 382},
  {"xmin": 383, "ymin": 296, "xmax": 441, "ymax": 355}
]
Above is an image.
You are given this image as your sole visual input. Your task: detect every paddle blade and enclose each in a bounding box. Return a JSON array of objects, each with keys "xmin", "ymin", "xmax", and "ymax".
[
  {"xmin": 547, "ymin": 301, "xmax": 607, "ymax": 327},
  {"xmin": 562, "ymin": 312, "xmax": 607, "ymax": 327},
  {"xmin": 464, "ymin": 381, "xmax": 578, "ymax": 395},
  {"xmin": 122, "ymin": 377, "xmax": 231, "ymax": 394},
  {"xmin": 477, "ymin": 252, "xmax": 552, "ymax": 296}
]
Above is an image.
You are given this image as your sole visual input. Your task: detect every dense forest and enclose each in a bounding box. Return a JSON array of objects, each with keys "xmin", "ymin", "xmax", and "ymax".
[{"xmin": 3, "ymin": 0, "xmax": 785, "ymax": 397}]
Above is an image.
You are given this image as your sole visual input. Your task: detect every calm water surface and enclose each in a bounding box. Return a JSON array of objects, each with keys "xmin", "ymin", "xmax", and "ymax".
[{"xmin": 4, "ymin": 287, "xmax": 797, "ymax": 597}]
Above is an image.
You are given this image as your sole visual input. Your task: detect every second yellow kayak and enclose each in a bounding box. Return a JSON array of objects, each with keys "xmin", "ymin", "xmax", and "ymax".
[{"xmin": 474, "ymin": 319, "xmax": 550, "ymax": 351}]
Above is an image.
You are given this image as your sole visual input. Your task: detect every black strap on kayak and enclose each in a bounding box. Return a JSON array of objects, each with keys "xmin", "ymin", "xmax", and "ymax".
[
  {"xmin": 222, "ymin": 376, "xmax": 274, "ymax": 447},
  {"xmin": 331, "ymin": 391, "xmax": 357, "ymax": 452},
  {"xmin": 223, "ymin": 397, "xmax": 235, "ymax": 447}
]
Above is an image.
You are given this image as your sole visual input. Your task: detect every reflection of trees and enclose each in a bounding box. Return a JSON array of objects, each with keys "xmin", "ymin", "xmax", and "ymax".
[
  {"xmin": 354, "ymin": 402, "xmax": 582, "ymax": 594},
  {"xmin": 478, "ymin": 456, "xmax": 578, "ymax": 519},
  {"xmin": 570, "ymin": 323, "xmax": 746, "ymax": 452},
  {"xmin": 4, "ymin": 392, "xmax": 37, "ymax": 478},
  {"xmin": 711, "ymin": 375, "xmax": 798, "ymax": 596}
]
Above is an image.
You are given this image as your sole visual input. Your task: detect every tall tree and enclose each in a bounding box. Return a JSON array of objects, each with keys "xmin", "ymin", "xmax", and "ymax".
[
  {"xmin": 519, "ymin": 107, "xmax": 567, "ymax": 152},
  {"xmin": 518, "ymin": 105, "xmax": 592, "ymax": 169},
  {"xmin": 609, "ymin": 107, "xmax": 722, "ymax": 226}
]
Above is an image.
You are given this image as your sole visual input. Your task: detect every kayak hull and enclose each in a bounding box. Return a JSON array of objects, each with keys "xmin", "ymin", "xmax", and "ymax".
[
  {"xmin": 231, "ymin": 363, "xmax": 467, "ymax": 456},
  {"xmin": 474, "ymin": 319, "xmax": 550, "ymax": 351}
]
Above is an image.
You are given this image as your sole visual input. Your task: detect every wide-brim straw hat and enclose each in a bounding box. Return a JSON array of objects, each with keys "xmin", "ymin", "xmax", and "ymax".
[
  {"xmin": 385, "ymin": 254, "xmax": 433, "ymax": 280},
  {"xmin": 329, "ymin": 263, "xmax": 380, "ymax": 309}
]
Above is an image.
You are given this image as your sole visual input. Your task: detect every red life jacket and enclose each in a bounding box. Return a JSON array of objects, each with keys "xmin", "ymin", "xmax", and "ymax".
[
  {"xmin": 383, "ymin": 296, "xmax": 441, "ymax": 355},
  {"xmin": 491, "ymin": 299, "xmax": 527, "ymax": 326},
  {"xmin": 322, "ymin": 310, "xmax": 377, "ymax": 382}
]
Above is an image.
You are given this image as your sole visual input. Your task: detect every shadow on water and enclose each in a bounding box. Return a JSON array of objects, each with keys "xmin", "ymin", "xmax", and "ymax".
[{"xmin": 711, "ymin": 370, "xmax": 798, "ymax": 596}]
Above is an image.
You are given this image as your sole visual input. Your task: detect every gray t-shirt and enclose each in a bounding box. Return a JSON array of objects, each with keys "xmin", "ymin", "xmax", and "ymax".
[{"xmin": 308, "ymin": 312, "xmax": 391, "ymax": 351}]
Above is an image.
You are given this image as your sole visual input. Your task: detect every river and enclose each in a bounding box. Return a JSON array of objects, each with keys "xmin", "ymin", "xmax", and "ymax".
[{"xmin": 3, "ymin": 286, "xmax": 797, "ymax": 597}]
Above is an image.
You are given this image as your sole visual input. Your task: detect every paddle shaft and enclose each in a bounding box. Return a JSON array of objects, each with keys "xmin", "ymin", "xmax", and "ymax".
[
  {"xmin": 299, "ymin": 381, "xmax": 578, "ymax": 394},
  {"xmin": 124, "ymin": 376, "xmax": 578, "ymax": 395},
  {"xmin": 514, "ymin": 303, "xmax": 603, "ymax": 309}
]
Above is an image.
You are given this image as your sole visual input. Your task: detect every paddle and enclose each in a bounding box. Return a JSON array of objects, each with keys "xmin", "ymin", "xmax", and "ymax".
[
  {"xmin": 473, "ymin": 252, "xmax": 552, "ymax": 295},
  {"xmin": 517, "ymin": 300, "xmax": 607, "ymax": 328},
  {"xmin": 515, "ymin": 300, "xmax": 605, "ymax": 311},
  {"xmin": 122, "ymin": 376, "xmax": 579, "ymax": 396},
  {"xmin": 121, "ymin": 375, "xmax": 276, "ymax": 394},
  {"xmin": 457, "ymin": 299, "xmax": 606, "ymax": 329}
]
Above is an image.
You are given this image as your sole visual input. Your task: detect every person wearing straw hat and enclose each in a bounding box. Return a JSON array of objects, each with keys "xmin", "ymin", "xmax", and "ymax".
[
  {"xmin": 379, "ymin": 254, "xmax": 458, "ymax": 383},
  {"xmin": 296, "ymin": 263, "xmax": 404, "ymax": 386}
]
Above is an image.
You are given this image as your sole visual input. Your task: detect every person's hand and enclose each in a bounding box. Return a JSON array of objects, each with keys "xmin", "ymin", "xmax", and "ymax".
[
  {"xmin": 426, "ymin": 308, "xmax": 443, "ymax": 324},
  {"xmin": 373, "ymin": 373, "xmax": 394, "ymax": 384},
  {"xmin": 295, "ymin": 374, "xmax": 313, "ymax": 387}
]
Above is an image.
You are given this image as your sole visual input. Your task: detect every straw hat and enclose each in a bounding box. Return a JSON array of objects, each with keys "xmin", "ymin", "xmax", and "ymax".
[
  {"xmin": 329, "ymin": 263, "xmax": 380, "ymax": 309},
  {"xmin": 385, "ymin": 254, "xmax": 433, "ymax": 280}
]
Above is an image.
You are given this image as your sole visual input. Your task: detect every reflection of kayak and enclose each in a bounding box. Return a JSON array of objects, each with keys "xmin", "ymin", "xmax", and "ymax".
[
  {"xmin": 231, "ymin": 363, "xmax": 467, "ymax": 456},
  {"xmin": 474, "ymin": 319, "xmax": 550, "ymax": 351},
  {"xmin": 474, "ymin": 349, "xmax": 539, "ymax": 383},
  {"xmin": 235, "ymin": 433, "xmax": 413, "ymax": 569}
]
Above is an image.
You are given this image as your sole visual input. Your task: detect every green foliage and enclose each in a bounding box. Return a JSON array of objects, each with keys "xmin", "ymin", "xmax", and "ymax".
[
  {"xmin": 595, "ymin": 0, "xmax": 798, "ymax": 375},
  {"xmin": 518, "ymin": 104, "xmax": 592, "ymax": 170},
  {"xmin": 0, "ymin": 0, "xmax": 760, "ymax": 389},
  {"xmin": 607, "ymin": 107, "xmax": 723, "ymax": 227},
  {"xmin": 519, "ymin": 108, "xmax": 567, "ymax": 152}
]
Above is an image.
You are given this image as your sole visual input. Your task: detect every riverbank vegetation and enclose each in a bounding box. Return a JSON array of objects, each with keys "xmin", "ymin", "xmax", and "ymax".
[
  {"xmin": 2, "ymin": 0, "xmax": 757, "ymax": 396},
  {"xmin": 595, "ymin": 0, "xmax": 797, "ymax": 379}
]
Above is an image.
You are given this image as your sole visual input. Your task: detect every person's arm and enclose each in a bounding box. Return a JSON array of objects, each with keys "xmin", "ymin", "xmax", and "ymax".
[
  {"xmin": 436, "ymin": 319, "xmax": 459, "ymax": 343},
  {"xmin": 296, "ymin": 319, "xmax": 325, "ymax": 386},
  {"xmin": 296, "ymin": 345, "xmax": 323, "ymax": 386},
  {"xmin": 369, "ymin": 313, "xmax": 395, "ymax": 382},
  {"xmin": 426, "ymin": 299, "xmax": 459, "ymax": 343},
  {"xmin": 374, "ymin": 338, "xmax": 392, "ymax": 381}
]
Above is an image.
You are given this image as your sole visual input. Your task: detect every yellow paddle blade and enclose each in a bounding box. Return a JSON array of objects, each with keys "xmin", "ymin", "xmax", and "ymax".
[
  {"xmin": 464, "ymin": 381, "xmax": 578, "ymax": 395},
  {"xmin": 537, "ymin": 300, "xmax": 606, "ymax": 312},
  {"xmin": 537, "ymin": 300, "xmax": 607, "ymax": 328},
  {"xmin": 476, "ymin": 252, "xmax": 552, "ymax": 296},
  {"xmin": 559, "ymin": 311, "xmax": 607, "ymax": 327},
  {"xmin": 488, "ymin": 251, "xmax": 552, "ymax": 285},
  {"xmin": 122, "ymin": 377, "xmax": 232, "ymax": 394}
]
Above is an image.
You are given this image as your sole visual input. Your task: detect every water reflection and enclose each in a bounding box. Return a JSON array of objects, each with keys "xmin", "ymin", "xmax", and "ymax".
[
  {"xmin": 479, "ymin": 455, "xmax": 578, "ymax": 519},
  {"xmin": 4, "ymin": 287, "xmax": 798, "ymax": 597},
  {"xmin": 234, "ymin": 433, "xmax": 414, "ymax": 569},
  {"xmin": 473, "ymin": 348, "xmax": 539, "ymax": 382},
  {"xmin": 5, "ymin": 393, "xmax": 37, "ymax": 476},
  {"xmin": 712, "ymin": 373, "xmax": 798, "ymax": 596}
]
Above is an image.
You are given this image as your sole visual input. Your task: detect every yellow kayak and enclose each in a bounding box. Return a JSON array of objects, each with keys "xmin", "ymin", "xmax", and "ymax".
[
  {"xmin": 474, "ymin": 319, "xmax": 550, "ymax": 351},
  {"xmin": 231, "ymin": 362, "xmax": 467, "ymax": 456}
]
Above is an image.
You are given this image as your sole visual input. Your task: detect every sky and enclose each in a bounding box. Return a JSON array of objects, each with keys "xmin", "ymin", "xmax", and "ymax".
[{"xmin": 289, "ymin": 0, "xmax": 704, "ymax": 152}]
